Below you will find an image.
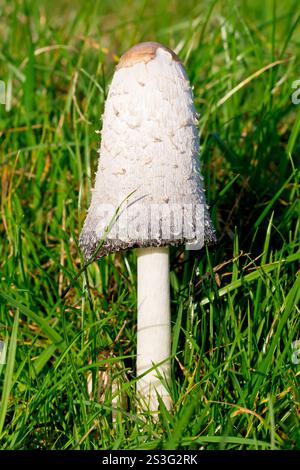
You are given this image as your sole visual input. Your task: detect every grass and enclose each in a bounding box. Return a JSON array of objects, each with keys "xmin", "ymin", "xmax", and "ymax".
[{"xmin": 0, "ymin": 0, "xmax": 299, "ymax": 450}]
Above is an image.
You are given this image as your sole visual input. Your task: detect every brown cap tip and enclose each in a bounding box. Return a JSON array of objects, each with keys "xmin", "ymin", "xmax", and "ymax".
[{"xmin": 116, "ymin": 42, "xmax": 181, "ymax": 70}]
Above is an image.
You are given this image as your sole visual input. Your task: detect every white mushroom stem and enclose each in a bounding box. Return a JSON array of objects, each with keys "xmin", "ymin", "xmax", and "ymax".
[{"xmin": 136, "ymin": 247, "xmax": 172, "ymax": 411}]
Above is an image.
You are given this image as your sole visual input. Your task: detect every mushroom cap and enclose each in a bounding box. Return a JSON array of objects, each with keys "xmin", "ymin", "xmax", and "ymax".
[
  {"xmin": 116, "ymin": 42, "xmax": 181, "ymax": 69},
  {"xmin": 79, "ymin": 42, "xmax": 216, "ymax": 260}
]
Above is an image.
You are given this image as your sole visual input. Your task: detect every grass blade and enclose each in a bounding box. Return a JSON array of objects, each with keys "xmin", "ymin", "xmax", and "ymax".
[{"xmin": 0, "ymin": 310, "xmax": 19, "ymax": 436}]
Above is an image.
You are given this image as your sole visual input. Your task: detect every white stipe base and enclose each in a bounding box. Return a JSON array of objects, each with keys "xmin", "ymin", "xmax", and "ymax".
[{"xmin": 136, "ymin": 247, "xmax": 172, "ymax": 412}]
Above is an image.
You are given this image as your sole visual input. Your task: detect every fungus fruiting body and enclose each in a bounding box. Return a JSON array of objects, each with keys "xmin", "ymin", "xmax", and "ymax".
[{"xmin": 79, "ymin": 42, "xmax": 216, "ymax": 412}]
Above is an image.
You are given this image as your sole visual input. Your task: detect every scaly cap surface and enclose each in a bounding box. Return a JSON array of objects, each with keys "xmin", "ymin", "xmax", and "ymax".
[{"xmin": 79, "ymin": 42, "xmax": 216, "ymax": 259}]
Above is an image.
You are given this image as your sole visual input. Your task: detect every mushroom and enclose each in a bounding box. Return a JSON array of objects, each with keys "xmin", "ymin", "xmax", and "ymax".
[{"xmin": 79, "ymin": 42, "xmax": 216, "ymax": 413}]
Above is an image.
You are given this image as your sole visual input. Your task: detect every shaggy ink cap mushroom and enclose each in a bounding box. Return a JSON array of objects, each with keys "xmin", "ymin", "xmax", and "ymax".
[{"xmin": 79, "ymin": 42, "xmax": 216, "ymax": 260}]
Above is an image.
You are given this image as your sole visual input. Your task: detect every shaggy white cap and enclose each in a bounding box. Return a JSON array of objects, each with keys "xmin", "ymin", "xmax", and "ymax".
[{"xmin": 79, "ymin": 42, "xmax": 216, "ymax": 259}]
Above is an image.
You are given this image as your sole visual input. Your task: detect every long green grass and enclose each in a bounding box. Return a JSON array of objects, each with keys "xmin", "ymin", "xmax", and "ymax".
[{"xmin": 0, "ymin": 0, "xmax": 299, "ymax": 450}]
